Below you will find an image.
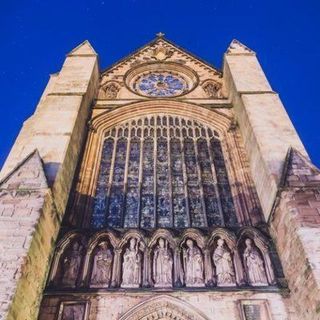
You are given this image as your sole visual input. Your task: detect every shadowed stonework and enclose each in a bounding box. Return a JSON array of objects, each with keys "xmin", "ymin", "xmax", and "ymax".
[{"xmin": 0, "ymin": 35, "xmax": 319, "ymax": 320}]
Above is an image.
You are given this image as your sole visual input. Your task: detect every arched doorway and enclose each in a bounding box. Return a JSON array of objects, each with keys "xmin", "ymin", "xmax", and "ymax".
[{"xmin": 119, "ymin": 295, "xmax": 209, "ymax": 320}]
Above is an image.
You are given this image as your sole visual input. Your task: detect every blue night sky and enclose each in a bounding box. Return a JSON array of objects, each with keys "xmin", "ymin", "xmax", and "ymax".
[{"xmin": 1, "ymin": 0, "xmax": 319, "ymax": 167}]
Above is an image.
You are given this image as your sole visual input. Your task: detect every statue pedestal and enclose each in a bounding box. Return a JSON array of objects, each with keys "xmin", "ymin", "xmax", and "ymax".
[
  {"xmin": 217, "ymin": 283, "xmax": 236, "ymax": 287},
  {"xmin": 121, "ymin": 284, "xmax": 140, "ymax": 288},
  {"xmin": 185, "ymin": 283, "xmax": 205, "ymax": 288},
  {"xmin": 90, "ymin": 283, "xmax": 109, "ymax": 289},
  {"xmin": 154, "ymin": 283, "xmax": 173, "ymax": 288}
]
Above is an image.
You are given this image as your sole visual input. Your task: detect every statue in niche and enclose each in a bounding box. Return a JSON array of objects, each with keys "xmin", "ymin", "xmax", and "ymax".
[
  {"xmin": 183, "ymin": 239, "xmax": 205, "ymax": 287},
  {"xmin": 243, "ymin": 238, "xmax": 268, "ymax": 286},
  {"xmin": 153, "ymin": 238, "xmax": 173, "ymax": 287},
  {"xmin": 213, "ymin": 238, "xmax": 236, "ymax": 286},
  {"xmin": 90, "ymin": 241, "xmax": 113, "ymax": 288},
  {"xmin": 104, "ymin": 83, "xmax": 119, "ymax": 99},
  {"xmin": 121, "ymin": 238, "xmax": 142, "ymax": 288},
  {"xmin": 61, "ymin": 242, "xmax": 82, "ymax": 287}
]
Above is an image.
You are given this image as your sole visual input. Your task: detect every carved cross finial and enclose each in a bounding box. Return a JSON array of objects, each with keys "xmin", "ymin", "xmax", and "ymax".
[{"xmin": 156, "ymin": 32, "xmax": 165, "ymax": 38}]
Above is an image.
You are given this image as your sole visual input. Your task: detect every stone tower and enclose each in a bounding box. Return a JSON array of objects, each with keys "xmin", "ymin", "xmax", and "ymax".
[{"xmin": 0, "ymin": 35, "xmax": 319, "ymax": 320}]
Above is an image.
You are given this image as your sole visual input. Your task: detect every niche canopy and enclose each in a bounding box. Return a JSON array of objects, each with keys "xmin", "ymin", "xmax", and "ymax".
[{"xmin": 125, "ymin": 62, "xmax": 198, "ymax": 98}]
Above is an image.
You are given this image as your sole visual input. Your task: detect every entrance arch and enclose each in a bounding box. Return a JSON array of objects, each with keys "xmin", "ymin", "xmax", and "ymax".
[{"xmin": 119, "ymin": 295, "xmax": 209, "ymax": 320}]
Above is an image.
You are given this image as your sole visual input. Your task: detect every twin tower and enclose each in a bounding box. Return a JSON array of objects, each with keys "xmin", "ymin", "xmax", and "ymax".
[{"xmin": 0, "ymin": 35, "xmax": 319, "ymax": 320}]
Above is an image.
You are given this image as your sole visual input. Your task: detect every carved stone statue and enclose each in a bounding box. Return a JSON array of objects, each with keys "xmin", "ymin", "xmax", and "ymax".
[
  {"xmin": 104, "ymin": 83, "xmax": 119, "ymax": 99},
  {"xmin": 153, "ymin": 238, "xmax": 173, "ymax": 287},
  {"xmin": 213, "ymin": 238, "xmax": 236, "ymax": 286},
  {"xmin": 90, "ymin": 241, "xmax": 113, "ymax": 288},
  {"xmin": 61, "ymin": 242, "xmax": 82, "ymax": 287},
  {"xmin": 183, "ymin": 239, "xmax": 205, "ymax": 287},
  {"xmin": 203, "ymin": 82, "xmax": 223, "ymax": 98},
  {"xmin": 243, "ymin": 238, "xmax": 268, "ymax": 286},
  {"xmin": 121, "ymin": 238, "xmax": 142, "ymax": 288}
]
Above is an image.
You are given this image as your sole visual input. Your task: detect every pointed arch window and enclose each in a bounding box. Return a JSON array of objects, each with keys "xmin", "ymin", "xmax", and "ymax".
[{"xmin": 92, "ymin": 115, "xmax": 237, "ymax": 229}]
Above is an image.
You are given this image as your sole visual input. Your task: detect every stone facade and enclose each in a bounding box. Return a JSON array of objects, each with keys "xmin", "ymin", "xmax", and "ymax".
[
  {"xmin": 0, "ymin": 35, "xmax": 319, "ymax": 320},
  {"xmin": 0, "ymin": 151, "xmax": 58, "ymax": 320}
]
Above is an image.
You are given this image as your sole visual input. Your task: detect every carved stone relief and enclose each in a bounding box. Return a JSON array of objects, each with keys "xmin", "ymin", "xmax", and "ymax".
[
  {"xmin": 61, "ymin": 242, "xmax": 83, "ymax": 287},
  {"xmin": 239, "ymin": 299, "xmax": 272, "ymax": 320},
  {"xmin": 182, "ymin": 239, "xmax": 205, "ymax": 287},
  {"xmin": 121, "ymin": 238, "xmax": 143, "ymax": 288},
  {"xmin": 202, "ymin": 80, "xmax": 223, "ymax": 98},
  {"xmin": 49, "ymin": 228, "xmax": 278, "ymax": 290},
  {"xmin": 243, "ymin": 238, "xmax": 268, "ymax": 286},
  {"xmin": 58, "ymin": 302, "xmax": 87, "ymax": 320},
  {"xmin": 152, "ymin": 238, "xmax": 173, "ymax": 287},
  {"xmin": 90, "ymin": 241, "xmax": 113, "ymax": 288},
  {"xmin": 213, "ymin": 238, "xmax": 236, "ymax": 286},
  {"xmin": 101, "ymin": 82, "xmax": 120, "ymax": 99}
]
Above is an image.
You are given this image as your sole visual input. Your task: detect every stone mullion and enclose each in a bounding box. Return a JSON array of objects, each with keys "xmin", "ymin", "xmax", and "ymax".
[
  {"xmin": 233, "ymin": 248, "xmax": 246, "ymax": 286},
  {"xmin": 111, "ymin": 249, "xmax": 122, "ymax": 288},
  {"xmin": 194, "ymin": 135, "xmax": 208, "ymax": 228},
  {"xmin": 80, "ymin": 251, "xmax": 91, "ymax": 287},
  {"xmin": 90, "ymin": 137, "xmax": 114, "ymax": 228},
  {"xmin": 153, "ymin": 118, "xmax": 158, "ymax": 228},
  {"xmin": 137, "ymin": 123, "xmax": 144, "ymax": 228},
  {"xmin": 105, "ymin": 131, "xmax": 118, "ymax": 227},
  {"xmin": 180, "ymin": 137, "xmax": 191, "ymax": 227},
  {"xmin": 204, "ymin": 248, "xmax": 214, "ymax": 286},
  {"xmin": 174, "ymin": 247, "xmax": 183, "ymax": 287},
  {"xmin": 140, "ymin": 134, "xmax": 155, "ymax": 228},
  {"xmin": 143, "ymin": 247, "xmax": 152, "ymax": 287},
  {"xmin": 211, "ymin": 137, "xmax": 238, "ymax": 227},
  {"xmin": 166, "ymin": 116, "xmax": 174, "ymax": 227},
  {"xmin": 207, "ymin": 136, "xmax": 225, "ymax": 226},
  {"xmin": 122, "ymin": 123, "xmax": 132, "ymax": 227}
]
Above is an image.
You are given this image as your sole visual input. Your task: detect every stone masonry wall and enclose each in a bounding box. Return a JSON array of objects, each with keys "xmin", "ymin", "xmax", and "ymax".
[
  {"xmin": 0, "ymin": 152, "xmax": 59, "ymax": 320},
  {"xmin": 271, "ymin": 190, "xmax": 320, "ymax": 319},
  {"xmin": 38, "ymin": 291, "xmax": 289, "ymax": 320},
  {"xmin": 270, "ymin": 150, "xmax": 320, "ymax": 319}
]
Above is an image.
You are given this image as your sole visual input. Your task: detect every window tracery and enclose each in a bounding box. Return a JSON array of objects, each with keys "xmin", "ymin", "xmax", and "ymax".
[
  {"xmin": 92, "ymin": 115, "xmax": 237, "ymax": 229},
  {"xmin": 133, "ymin": 72, "xmax": 188, "ymax": 97}
]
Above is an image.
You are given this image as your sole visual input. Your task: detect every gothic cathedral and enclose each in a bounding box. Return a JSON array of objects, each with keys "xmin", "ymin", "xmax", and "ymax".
[{"xmin": 0, "ymin": 35, "xmax": 319, "ymax": 320}]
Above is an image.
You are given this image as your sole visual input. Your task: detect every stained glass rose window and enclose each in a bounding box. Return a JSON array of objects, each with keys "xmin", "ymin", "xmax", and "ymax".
[{"xmin": 133, "ymin": 72, "xmax": 188, "ymax": 97}]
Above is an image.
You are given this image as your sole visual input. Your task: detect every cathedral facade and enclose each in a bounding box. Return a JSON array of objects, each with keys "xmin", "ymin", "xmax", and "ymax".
[{"xmin": 0, "ymin": 35, "xmax": 319, "ymax": 320}]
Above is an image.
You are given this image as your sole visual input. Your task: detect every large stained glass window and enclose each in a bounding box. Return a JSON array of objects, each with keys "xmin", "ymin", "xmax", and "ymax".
[{"xmin": 92, "ymin": 115, "xmax": 237, "ymax": 229}]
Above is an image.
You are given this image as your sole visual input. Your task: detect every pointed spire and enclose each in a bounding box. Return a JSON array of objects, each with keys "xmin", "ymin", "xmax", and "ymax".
[
  {"xmin": 226, "ymin": 39, "xmax": 255, "ymax": 55},
  {"xmin": 67, "ymin": 40, "xmax": 97, "ymax": 57},
  {"xmin": 0, "ymin": 150, "xmax": 48, "ymax": 190},
  {"xmin": 281, "ymin": 148, "xmax": 320, "ymax": 188}
]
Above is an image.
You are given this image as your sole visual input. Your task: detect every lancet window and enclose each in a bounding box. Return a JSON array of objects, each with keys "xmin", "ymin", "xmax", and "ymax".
[{"xmin": 92, "ymin": 115, "xmax": 237, "ymax": 229}]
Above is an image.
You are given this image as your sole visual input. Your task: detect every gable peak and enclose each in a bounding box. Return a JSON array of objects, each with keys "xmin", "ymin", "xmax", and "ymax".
[
  {"xmin": 281, "ymin": 148, "xmax": 320, "ymax": 188},
  {"xmin": 68, "ymin": 40, "xmax": 97, "ymax": 57},
  {"xmin": 226, "ymin": 39, "xmax": 255, "ymax": 55},
  {"xmin": 0, "ymin": 150, "xmax": 48, "ymax": 190},
  {"xmin": 102, "ymin": 35, "xmax": 221, "ymax": 77}
]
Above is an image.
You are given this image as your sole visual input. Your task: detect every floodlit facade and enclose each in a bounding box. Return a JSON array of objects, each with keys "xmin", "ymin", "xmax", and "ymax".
[{"xmin": 0, "ymin": 35, "xmax": 319, "ymax": 320}]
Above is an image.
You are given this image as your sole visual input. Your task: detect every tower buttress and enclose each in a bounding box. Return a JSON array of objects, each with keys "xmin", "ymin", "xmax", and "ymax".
[
  {"xmin": 0, "ymin": 41, "xmax": 99, "ymax": 319},
  {"xmin": 0, "ymin": 40, "xmax": 99, "ymax": 214},
  {"xmin": 223, "ymin": 39, "xmax": 306, "ymax": 219}
]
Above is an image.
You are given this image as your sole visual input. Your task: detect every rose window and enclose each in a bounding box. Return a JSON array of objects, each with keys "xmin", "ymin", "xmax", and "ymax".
[{"xmin": 133, "ymin": 73, "xmax": 188, "ymax": 97}]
